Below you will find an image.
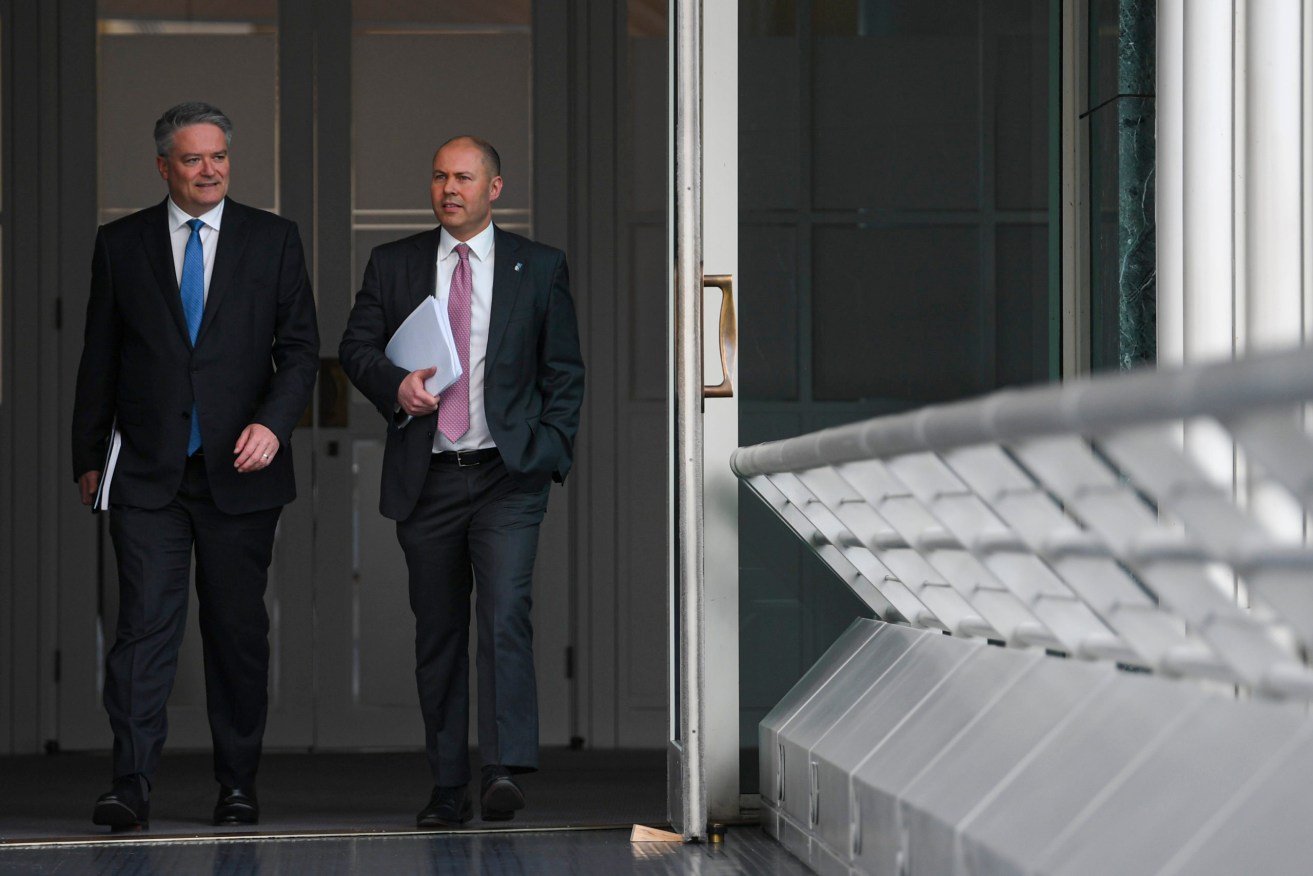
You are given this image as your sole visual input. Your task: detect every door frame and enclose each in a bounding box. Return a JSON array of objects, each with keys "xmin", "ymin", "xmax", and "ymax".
[{"xmin": 669, "ymin": 0, "xmax": 739, "ymax": 840}]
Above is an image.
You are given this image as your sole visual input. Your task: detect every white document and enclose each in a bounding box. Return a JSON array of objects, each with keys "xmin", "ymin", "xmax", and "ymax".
[
  {"xmin": 93, "ymin": 422, "xmax": 122, "ymax": 513},
  {"xmin": 385, "ymin": 296, "xmax": 463, "ymax": 396}
]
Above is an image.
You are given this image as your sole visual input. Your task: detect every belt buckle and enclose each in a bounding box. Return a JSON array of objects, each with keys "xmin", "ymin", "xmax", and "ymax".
[{"xmin": 456, "ymin": 449, "xmax": 481, "ymax": 467}]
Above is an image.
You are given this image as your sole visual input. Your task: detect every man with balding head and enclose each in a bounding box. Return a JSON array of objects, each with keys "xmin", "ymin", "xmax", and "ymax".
[{"xmin": 340, "ymin": 136, "xmax": 584, "ymax": 827}]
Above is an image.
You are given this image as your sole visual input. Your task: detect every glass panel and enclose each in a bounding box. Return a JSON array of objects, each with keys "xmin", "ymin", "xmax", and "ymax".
[
  {"xmin": 351, "ymin": 0, "xmax": 530, "ymax": 27},
  {"xmin": 737, "ymin": 0, "xmax": 1057, "ymax": 794},
  {"xmin": 96, "ymin": 1, "xmax": 278, "ymax": 222},
  {"xmin": 0, "ymin": 15, "xmax": 4, "ymax": 405},
  {"xmin": 811, "ymin": 0, "xmax": 980, "ymax": 211},
  {"xmin": 996, "ymin": 224, "xmax": 1051, "ymax": 387},
  {"xmin": 739, "ymin": 225, "xmax": 799, "ymax": 401},
  {"xmin": 813, "ymin": 224, "xmax": 985, "ymax": 402},
  {"xmin": 995, "ymin": 4, "xmax": 1051, "ymax": 211},
  {"xmin": 350, "ymin": 10, "xmax": 532, "ymax": 253},
  {"xmin": 740, "ymin": 2, "xmax": 799, "ymax": 213}
]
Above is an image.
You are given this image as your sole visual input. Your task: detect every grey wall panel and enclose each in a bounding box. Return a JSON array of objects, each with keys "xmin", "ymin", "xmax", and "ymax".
[
  {"xmin": 955, "ymin": 671, "xmax": 1206, "ymax": 876},
  {"xmin": 759, "ymin": 617, "xmax": 882, "ymax": 812},
  {"xmin": 810, "ymin": 631, "xmax": 980, "ymax": 860},
  {"xmin": 885, "ymin": 658, "xmax": 1115, "ymax": 876},
  {"xmin": 778, "ymin": 624, "xmax": 927, "ymax": 829},
  {"xmin": 1165, "ymin": 727, "xmax": 1313, "ymax": 876},
  {"xmin": 1037, "ymin": 697, "xmax": 1307, "ymax": 876},
  {"xmin": 843, "ymin": 643, "xmax": 1042, "ymax": 872}
]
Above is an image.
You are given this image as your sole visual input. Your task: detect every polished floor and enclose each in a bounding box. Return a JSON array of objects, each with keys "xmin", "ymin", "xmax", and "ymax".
[
  {"xmin": 0, "ymin": 749, "xmax": 809, "ymax": 874},
  {"xmin": 0, "ymin": 826, "xmax": 812, "ymax": 875}
]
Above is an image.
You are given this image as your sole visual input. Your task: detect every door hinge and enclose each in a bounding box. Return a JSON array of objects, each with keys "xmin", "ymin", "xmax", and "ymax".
[
  {"xmin": 565, "ymin": 645, "xmax": 574, "ymax": 680},
  {"xmin": 54, "ymin": 297, "xmax": 63, "ymax": 331},
  {"xmin": 54, "ymin": 649, "xmax": 62, "ymax": 683}
]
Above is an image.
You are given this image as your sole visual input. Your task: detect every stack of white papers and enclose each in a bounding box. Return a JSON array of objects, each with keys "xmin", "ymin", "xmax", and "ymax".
[
  {"xmin": 93, "ymin": 423, "xmax": 122, "ymax": 513},
  {"xmin": 385, "ymin": 297, "xmax": 464, "ymax": 396}
]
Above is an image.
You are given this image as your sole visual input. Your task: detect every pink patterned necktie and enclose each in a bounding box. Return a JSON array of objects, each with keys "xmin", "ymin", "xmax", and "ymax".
[{"xmin": 438, "ymin": 242, "xmax": 472, "ymax": 441}]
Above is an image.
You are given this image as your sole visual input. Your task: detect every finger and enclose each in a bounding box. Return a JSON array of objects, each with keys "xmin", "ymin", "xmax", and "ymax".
[{"xmin": 233, "ymin": 425, "xmax": 255, "ymax": 455}]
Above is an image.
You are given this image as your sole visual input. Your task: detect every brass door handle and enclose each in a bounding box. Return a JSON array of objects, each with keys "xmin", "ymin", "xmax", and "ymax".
[{"xmin": 703, "ymin": 274, "xmax": 736, "ymax": 399}]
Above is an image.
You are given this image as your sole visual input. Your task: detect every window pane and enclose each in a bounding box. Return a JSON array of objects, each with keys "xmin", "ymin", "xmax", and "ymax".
[{"xmin": 96, "ymin": 1, "xmax": 279, "ymax": 220}]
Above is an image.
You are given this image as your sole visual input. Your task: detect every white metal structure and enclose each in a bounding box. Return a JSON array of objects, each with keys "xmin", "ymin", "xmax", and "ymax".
[
  {"xmin": 669, "ymin": 0, "xmax": 739, "ymax": 840},
  {"xmin": 735, "ymin": 347, "xmax": 1313, "ymax": 874}
]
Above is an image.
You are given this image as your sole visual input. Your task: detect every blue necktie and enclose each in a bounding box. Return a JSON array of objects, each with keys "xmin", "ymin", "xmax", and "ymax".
[{"xmin": 181, "ymin": 218, "xmax": 205, "ymax": 456}]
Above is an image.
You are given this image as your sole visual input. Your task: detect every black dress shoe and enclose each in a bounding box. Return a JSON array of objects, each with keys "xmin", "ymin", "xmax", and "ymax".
[
  {"xmin": 213, "ymin": 786, "xmax": 259, "ymax": 825},
  {"xmin": 480, "ymin": 765, "xmax": 525, "ymax": 822},
  {"xmin": 417, "ymin": 785, "xmax": 472, "ymax": 828},
  {"xmin": 93, "ymin": 776, "xmax": 149, "ymax": 831}
]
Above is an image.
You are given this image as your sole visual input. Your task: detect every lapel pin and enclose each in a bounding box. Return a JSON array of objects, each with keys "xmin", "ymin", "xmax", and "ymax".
[{"xmin": 515, "ymin": 262, "xmax": 523, "ymax": 272}]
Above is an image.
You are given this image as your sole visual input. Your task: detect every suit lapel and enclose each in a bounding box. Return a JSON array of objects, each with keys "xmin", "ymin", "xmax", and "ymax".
[
  {"xmin": 196, "ymin": 198, "xmax": 249, "ymax": 347},
  {"xmin": 141, "ymin": 200, "xmax": 193, "ymax": 345},
  {"xmin": 407, "ymin": 229, "xmax": 440, "ymax": 314},
  {"xmin": 484, "ymin": 226, "xmax": 522, "ymax": 369}
]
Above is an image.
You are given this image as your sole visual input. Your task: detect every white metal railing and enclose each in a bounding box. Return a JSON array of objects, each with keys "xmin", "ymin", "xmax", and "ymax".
[{"xmin": 733, "ymin": 346, "xmax": 1313, "ymax": 700}]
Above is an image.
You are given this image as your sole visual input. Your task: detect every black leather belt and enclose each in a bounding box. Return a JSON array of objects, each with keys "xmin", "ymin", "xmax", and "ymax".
[{"xmin": 431, "ymin": 448, "xmax": 500, "ymax": 467}]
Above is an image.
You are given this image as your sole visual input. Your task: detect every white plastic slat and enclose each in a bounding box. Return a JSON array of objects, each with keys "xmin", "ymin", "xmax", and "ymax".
[
  {"xmin": 795, "ymin": 467, "xmax": 995, "ymax": 638},
  {"xmin": 887, "ymin": 451, "xmax": 1132, "ymax": 662},
  {"xmin": 1102, "ymin": 425, "xmax": 1313, "ymax": 653},
  {"xmin": 745, "ymin": 475, "xmax": 900, "ymax": 620},
  {"xmin": 1015, "ymin": 435, "xmax": 1306, "ymax": 695},
  {"xmin": 769, "ymin": 472, "xmax": 937, "ymax": 629},
  {"xmin": 943, "ymin": 444, "xmax": 1231, "ymax": 679},
  {"xmin": 836, "ymin": 458, "xmax": 1061, "ymax": 650},
  {"xmin": 1226, "ymin": 408, "xmax": 1313, "ymax": 511}
]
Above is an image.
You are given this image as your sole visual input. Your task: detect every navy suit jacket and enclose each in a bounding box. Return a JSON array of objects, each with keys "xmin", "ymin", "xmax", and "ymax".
[
  {"xmin": 71, "ymin": 198, "xmax": 320, "ymax": 514},
  {"xmin": 339, "ymin": 225, "xmax": 585, "ymax": 522}
]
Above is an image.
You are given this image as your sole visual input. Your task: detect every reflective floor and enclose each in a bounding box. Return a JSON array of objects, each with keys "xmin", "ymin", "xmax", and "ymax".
[
  {"xmin": 0, "ymin": 749, "xmax": 808, "ymax": 874},
  {"xmin": 0, "ymin": 749, "xmax": 667, "ymax": 840},
  {"xmin": 0, "ymin": 826, "xmax": 811, "ymax": 875}
]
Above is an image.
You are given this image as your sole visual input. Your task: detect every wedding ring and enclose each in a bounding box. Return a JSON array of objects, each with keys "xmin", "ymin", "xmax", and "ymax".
[{"xmin": 261, "ymin": 453, "xmax": 270, "ymax": 459}]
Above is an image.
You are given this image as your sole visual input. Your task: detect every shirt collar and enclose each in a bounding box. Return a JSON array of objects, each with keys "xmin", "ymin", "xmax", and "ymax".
[
  {"xmin": 438, "ymin": 222, "xmax": 495, "ymax": 263},
  {"xmin": 167, "ymin": 197, "xmax": 225, "ymax": 233}
]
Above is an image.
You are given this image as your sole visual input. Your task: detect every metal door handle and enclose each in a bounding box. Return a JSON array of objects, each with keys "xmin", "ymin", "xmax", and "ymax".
[{"xmin": 703, "ymin": 274, "xmax": 736, "ymax": 399}]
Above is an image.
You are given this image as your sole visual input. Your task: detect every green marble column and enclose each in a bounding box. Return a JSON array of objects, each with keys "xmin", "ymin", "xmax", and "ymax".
[
  {"xmin": 1089, "ymin": 0, "xmax": 1156, "ymax": 371},
  {"xmin": 1117, "ymin": 0, "xmax": 1156, "ymax": 369}
]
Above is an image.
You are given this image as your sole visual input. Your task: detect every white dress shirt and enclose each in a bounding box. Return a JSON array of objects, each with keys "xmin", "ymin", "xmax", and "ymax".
[
  {"xmin": 167, "ymin": 198, "xmax": 224, "ymax": 302},
  {"xmin": 432, "ymin": 222, "xmax": 496, "ymax": 452}
]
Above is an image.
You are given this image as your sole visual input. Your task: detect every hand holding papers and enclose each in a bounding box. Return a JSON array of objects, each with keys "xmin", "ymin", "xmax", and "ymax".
[{"xmin": 386, "ymin": 297, "xmax": 464, "ymax": 397}]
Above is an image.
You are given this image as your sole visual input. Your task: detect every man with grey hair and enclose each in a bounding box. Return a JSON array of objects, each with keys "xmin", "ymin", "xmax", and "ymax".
[{"xmin": 72, "ymin": 101, "xmax": 319, "ymax": 830}]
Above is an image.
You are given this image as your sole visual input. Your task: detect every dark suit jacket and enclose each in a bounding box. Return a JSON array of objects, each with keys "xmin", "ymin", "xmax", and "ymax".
[
  {"xmin": 71, "ymin": 198, "xmax": 320, "ymax": 515},
  {"xmin": 339, "ymin": 225, "xmax": 585, "ymax": 522}
]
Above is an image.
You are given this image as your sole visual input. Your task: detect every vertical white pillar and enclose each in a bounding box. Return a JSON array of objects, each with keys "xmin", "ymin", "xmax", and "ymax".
[
  {"xmin": 1245, "ymin": 0, "xmax": 1302, "ymax": 351},
  {"xmin": 1182, "ymin": 0, "xmax": 1236, "ymax": 366},
  {"xmin": 1182, "ymin": 1, "xmax": 1236, "ymax": 487},
  {"xmin": 1246, "ymin": 1, "xmax": 1305, "ymax": 542},
  {"xmin": 1157, "ymin": 0, "xmax": 1185, "ymax": 368},
  {"xmin": 1305, "ymin": 1, "xmax": 1313, "ymax": 346}
]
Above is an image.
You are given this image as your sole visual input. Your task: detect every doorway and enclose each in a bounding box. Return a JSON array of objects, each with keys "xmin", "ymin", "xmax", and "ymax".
[{"xmin": 76, "ymin": 0, "xmax": 570, "ymax": 753}]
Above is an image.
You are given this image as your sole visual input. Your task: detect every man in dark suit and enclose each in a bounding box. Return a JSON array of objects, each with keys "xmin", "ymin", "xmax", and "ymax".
[
  {"xmin": 339, "ymin": 136, "xmax": 584, "ymax": 827},
  {"xmin": 71, "ymin": 102, "xmax": 319, "ymax": 830}
]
